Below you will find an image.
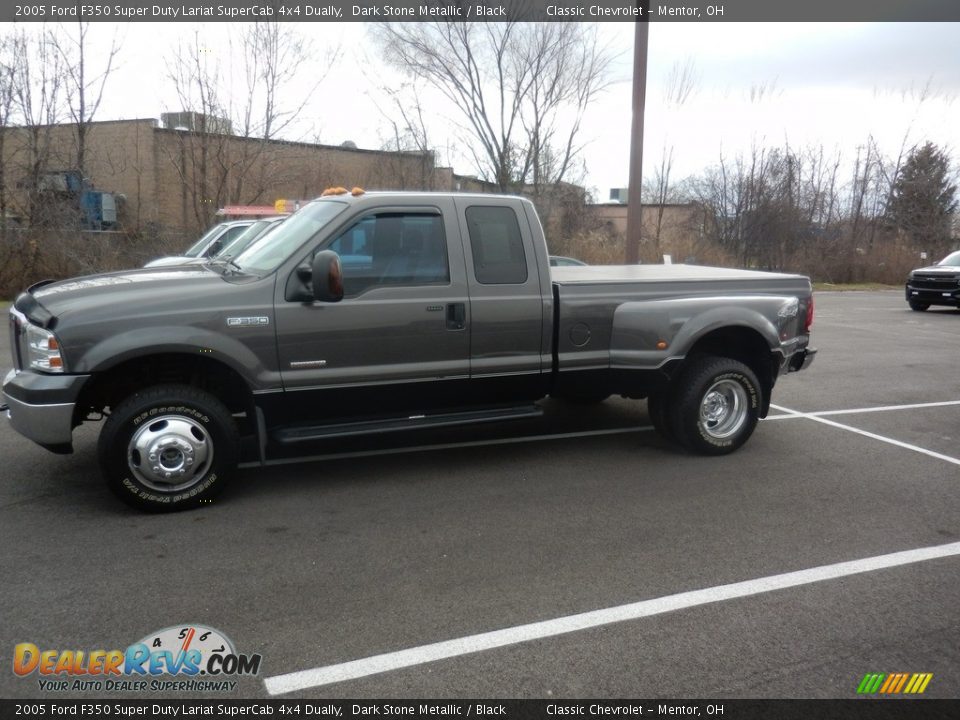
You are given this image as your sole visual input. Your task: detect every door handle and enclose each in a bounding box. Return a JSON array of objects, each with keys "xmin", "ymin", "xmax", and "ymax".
[{"xmin": 446, "ymin": 302, "xmax": 466, "ymax": 330}]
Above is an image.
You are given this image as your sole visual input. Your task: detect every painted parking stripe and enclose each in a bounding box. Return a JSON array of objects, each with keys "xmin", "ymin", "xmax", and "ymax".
[
  {"xmin": 764, "ymin": 399, "xmax": 960, "ymax": 420},
  {"xmin": 771, "ymin": 404, "xmax": 960, "ymax": 467},
  {"xmin": 263, "ymin": 540, "xmax": 960, "ymax": 695}
]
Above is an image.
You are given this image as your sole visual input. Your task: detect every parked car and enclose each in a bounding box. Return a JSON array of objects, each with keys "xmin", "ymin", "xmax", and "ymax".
[
  {"xmin": 549, "ymin": 255, "xmax": 587, "ymax": 267},
  {"xmin": 170, "ymin": 217, "xmax": 289, "ymax": 268},
  {"xmin": 215, "ymin": 216, "xmax": 287, "ymax": 261},
  {"xmin": 144, "ymin": 220, "xmax": 255, "ymax": 268},
  {"xmin": 3, "ymin": 190, "xmax": 815, "ymax": 511},
  {"xmin": 905, "ymin": 250, "xmax": 960, "ymax": 311}
]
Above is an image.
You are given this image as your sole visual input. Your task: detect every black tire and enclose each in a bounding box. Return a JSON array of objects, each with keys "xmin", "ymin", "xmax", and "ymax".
[
  {"xmin": 99, "ymin": 384, "xmax": 239, "ymax": 512},
  {"xmin": 666, "ymin": 355, "xmax": 761, "ymax": 455},
  {"xmin": 647, "ymin": 390, "xmax": 676, "ymax": 445},
  {"xmin": 908, "ymin": 300, "xmax": 929, "ymax": 312}
]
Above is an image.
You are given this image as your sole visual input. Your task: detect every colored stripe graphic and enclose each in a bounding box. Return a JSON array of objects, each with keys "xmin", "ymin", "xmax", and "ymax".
[
  {"xmin": 857, "ymin": 672, "xmax": 932, "ymax": 694},
  {"xmin": 904, "ymin": 673, "xmax": 934, "ymax": 694},
  {"xmin": 856, "ymin": 673, "xmax": 884, "ymax": 694}
]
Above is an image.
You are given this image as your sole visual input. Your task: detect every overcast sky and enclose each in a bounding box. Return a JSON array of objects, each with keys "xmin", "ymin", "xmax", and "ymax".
[{"xmin": 13, "ymin": 21, "xmax": 959, "ymax": 200}]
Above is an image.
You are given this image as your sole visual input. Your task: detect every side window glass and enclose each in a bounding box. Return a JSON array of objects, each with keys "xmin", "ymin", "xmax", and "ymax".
[
  {"xmin": 465, "ymin": 206, "xmax": 528, "ymax": 284},
  {"xmin": 327, "ymin": 213, "xmax": 449, "ymax": 296}
]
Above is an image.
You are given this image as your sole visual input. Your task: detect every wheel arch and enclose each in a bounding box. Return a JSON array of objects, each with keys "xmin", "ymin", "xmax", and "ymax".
[
  {"xmin": 75, "ymin": 352, "xmax": 255, "ymax": 422},
  {"xmin": 683, "ymin": 326, "xmax": 778, "ymax": 417}
]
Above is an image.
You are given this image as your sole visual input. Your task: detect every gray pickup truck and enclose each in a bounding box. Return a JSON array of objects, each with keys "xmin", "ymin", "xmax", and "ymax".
[{"xmin": 3, "ymin": 191, "xmax": 815, "ymax": 511}]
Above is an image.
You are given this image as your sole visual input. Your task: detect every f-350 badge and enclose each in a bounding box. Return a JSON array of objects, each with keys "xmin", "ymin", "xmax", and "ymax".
[{"xmin": 226, "ymin": 317, "xmax": 270, "ymax": 327}]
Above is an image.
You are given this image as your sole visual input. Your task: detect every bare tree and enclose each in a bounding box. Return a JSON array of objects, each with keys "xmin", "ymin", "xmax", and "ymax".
[
  {"xmin": 164, "ymin": 22, "xmax": 337, "ymax": 230},
  {"xmin": 642, "ymin": 146, "xmax": 677, "ymax": 261},
  {"xmin": 663, "ymin": 58, "xmax": 699, "ymax": 107},
  {"xmin": 375, "ymin": 22, "xmax": 614, "ymax": 193},
  {"xmin": 10, "ymin": 27, "xmax": 68, "ymax": 227},
  {"xmin": 375, "ymin": 84, "xmax": 439, "ymax": 190},
  {"xmin": 51, "ymin": 22, "xmax": 122, "ymax": 177},
  {"xmin": 642, "ymin": 61, "xmax": 702, "ymax": 261},
  {"xmin": 165, "ymin": 30, "xmax": 228, "ymax": 229}
]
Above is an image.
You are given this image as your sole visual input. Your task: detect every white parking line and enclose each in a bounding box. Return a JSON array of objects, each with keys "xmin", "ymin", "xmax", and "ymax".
[
  {"xmin": 770, "ymin": 403, "xmax": 960, "ymax": 467},
  {"xmin": 263, "ymin": 540, "xmax": 960, "ymax": 695},
  {"xmin": 764, "ymin": 399, "xmax": 960, "ymax": 420}
]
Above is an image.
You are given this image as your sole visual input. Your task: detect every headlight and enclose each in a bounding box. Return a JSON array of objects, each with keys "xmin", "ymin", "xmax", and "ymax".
[{"xmin": 25, "ymin": 324, "xmax": 65, "ymax": 372}]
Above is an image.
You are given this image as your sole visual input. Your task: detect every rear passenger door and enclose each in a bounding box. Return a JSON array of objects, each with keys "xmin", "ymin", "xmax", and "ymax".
[{"xmin": 454, "ymin": 198, "xmax": 548, "ymax": 378}]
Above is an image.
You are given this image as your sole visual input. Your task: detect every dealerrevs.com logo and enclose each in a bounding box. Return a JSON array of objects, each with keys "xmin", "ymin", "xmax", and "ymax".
[{"xmin": 13, "ymin": 624, "xmax": 262, "ymax": 692}]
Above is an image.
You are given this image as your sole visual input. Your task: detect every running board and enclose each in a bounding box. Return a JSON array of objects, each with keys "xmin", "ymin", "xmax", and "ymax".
[{"xmin": 273, "ymin": 405, "xmax": 543, "ymax": 444}]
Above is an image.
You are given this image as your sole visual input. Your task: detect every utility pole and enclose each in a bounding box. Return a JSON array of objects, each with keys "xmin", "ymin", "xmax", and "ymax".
[{"xmin": 625, "ymin": 16, "xmax": 649, "ymax": 264}]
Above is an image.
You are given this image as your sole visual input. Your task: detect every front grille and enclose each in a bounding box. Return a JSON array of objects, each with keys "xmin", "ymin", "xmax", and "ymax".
[{"xmin": 911, "ymin": 275, "xmax": 960, "ymax": 291}]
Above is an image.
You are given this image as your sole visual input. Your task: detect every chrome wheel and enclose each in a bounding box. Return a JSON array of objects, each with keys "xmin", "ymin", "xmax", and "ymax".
[
  {"xmin": 698, "ymin": 379, "xmax": 748, "ymax": 440},
  {"xmin": 127, "ymin": 415, "xmax": 213, "ymax": 493}
]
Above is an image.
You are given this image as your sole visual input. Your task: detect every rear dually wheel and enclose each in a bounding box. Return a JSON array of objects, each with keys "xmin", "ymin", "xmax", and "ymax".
[{"xmin": 667, "ymin": 355, "xmax": 761, "ymax": 455}]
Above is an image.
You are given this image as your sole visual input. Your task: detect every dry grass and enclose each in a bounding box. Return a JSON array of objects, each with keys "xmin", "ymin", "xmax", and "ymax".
[
  {"xmin": 813, "ymin": 282, "xmax": 901, "ymax": 291},
  {"xmin": 0, "ymin": 227, "xmax": 189, "ymax": 298}
]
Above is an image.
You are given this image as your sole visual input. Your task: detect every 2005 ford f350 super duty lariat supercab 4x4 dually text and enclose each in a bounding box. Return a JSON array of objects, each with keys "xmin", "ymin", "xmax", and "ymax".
[{"xmin": 3, "ymin": 191, "xmax": 816, "ymax": 511}]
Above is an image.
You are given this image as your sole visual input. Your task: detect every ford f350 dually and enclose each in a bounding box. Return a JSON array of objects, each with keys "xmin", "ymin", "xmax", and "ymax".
[{"xmin": 3, "ymin": 191, "xmax": 815, "ymax": 511}]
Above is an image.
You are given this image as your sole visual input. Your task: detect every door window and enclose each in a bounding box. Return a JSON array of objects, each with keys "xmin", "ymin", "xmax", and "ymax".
[
  {"xmin": 327, "ymin": 213, "xmax": 449, "ymax": 296},
  {"xmin": 465, "ymin": 206, "xmax": 528, "ymax": 285}
]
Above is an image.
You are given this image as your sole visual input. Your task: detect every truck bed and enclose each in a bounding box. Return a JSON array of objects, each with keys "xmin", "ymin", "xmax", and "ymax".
[
  {"xmin": 550, "ymin": 264, "xmax": 813, "ymax": 374},
  {"xmin": 550, "ymin": 263, "xmax": 806, "ymax": 284}
]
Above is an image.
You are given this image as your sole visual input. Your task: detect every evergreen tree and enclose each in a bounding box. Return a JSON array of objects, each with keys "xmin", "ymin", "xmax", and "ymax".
[{"xmin": 887, "ymin": 142, "xmax": 957, "ymax": 255}]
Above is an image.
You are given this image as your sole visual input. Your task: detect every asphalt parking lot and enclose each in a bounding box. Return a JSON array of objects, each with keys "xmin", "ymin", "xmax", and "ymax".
[{"xmin": 2, "ymin": 290, "xmax": 959, "ymax": 701}]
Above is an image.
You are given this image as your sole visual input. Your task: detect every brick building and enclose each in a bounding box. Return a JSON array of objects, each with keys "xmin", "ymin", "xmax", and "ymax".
[
  {"xmin": 0, "ymin": 118, "xmax": 491, "ymax": 237},
  {"xmin": 590, "ymin": 201, "xmax": 713, "ymax": 263}
]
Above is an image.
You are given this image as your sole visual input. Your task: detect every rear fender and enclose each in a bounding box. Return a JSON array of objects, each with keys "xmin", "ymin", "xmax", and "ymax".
[{"xmin": 610, "ymin": 295, "xmax": 798, "ymax": 370}]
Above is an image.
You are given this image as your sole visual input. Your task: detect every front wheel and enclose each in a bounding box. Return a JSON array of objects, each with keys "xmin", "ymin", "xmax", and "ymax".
[
  {"xmin": 667, "ymin": 356, "xmax": 761, "ymax": 455},
  {"xmin": 908, "ymin": 299, "xmax": 929, "ymax": 311},
  {"xmin": 99, "ymin": 384, "xmax": 239, "ymax": 512}
]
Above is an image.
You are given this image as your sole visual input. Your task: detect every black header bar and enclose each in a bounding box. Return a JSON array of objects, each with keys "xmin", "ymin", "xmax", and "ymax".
[
  {"xmin": 5, "ymin": 0, "xmax": 960, "ymax": 23},
  {"xmin": 2, "ymin": 699, "xmax": 959, "ymax": 719}
]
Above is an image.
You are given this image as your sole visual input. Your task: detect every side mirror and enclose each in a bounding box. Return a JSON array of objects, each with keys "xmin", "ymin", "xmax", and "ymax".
[{"xmin": 311, "ymin": 250, "xmax": 344, "ymax": 302}]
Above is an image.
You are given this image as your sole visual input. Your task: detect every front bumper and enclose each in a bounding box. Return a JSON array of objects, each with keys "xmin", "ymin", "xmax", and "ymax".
[
  {"xmin": 905, "ymin": 283, "xmax": 960, "ymax": 306},
  {"xmin": 788, "ymin": 346, "xmax": 817, "ymax": 372},
  {"xmin": 2, "ymin": 368, "xmax": 90, "ymax": 453}
]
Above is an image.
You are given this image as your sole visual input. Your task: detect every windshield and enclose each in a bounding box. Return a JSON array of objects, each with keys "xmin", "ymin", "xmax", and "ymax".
[
  {"xmin": 937, "ymin": 251, "xmax": 960, "ymax": 267},
  {"xmin": 234, "ymin": 201, "xmax": 347, "ymax": 274},
  {"xmin": 217, "ymin": 219, "xmax": 273, "ymax": 258},
  {"xmin": 184, "ymin": 224, "xmax": 228, "ymax": 257}
]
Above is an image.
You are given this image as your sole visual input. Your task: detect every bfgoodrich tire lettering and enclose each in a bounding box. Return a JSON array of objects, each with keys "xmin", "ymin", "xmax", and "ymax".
[
  {"xmin": 99, "ymin": 384, "xmax": 239, "ymax": 512},
  {"xmin": 667, "ymin": 355, "xmax": 761, "ymax": 455}
]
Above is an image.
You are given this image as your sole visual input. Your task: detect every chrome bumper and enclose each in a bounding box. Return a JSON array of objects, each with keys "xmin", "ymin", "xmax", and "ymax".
[{"xmin": 3, "ymin": 368, "xmax": 79, "ymax": 451}]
